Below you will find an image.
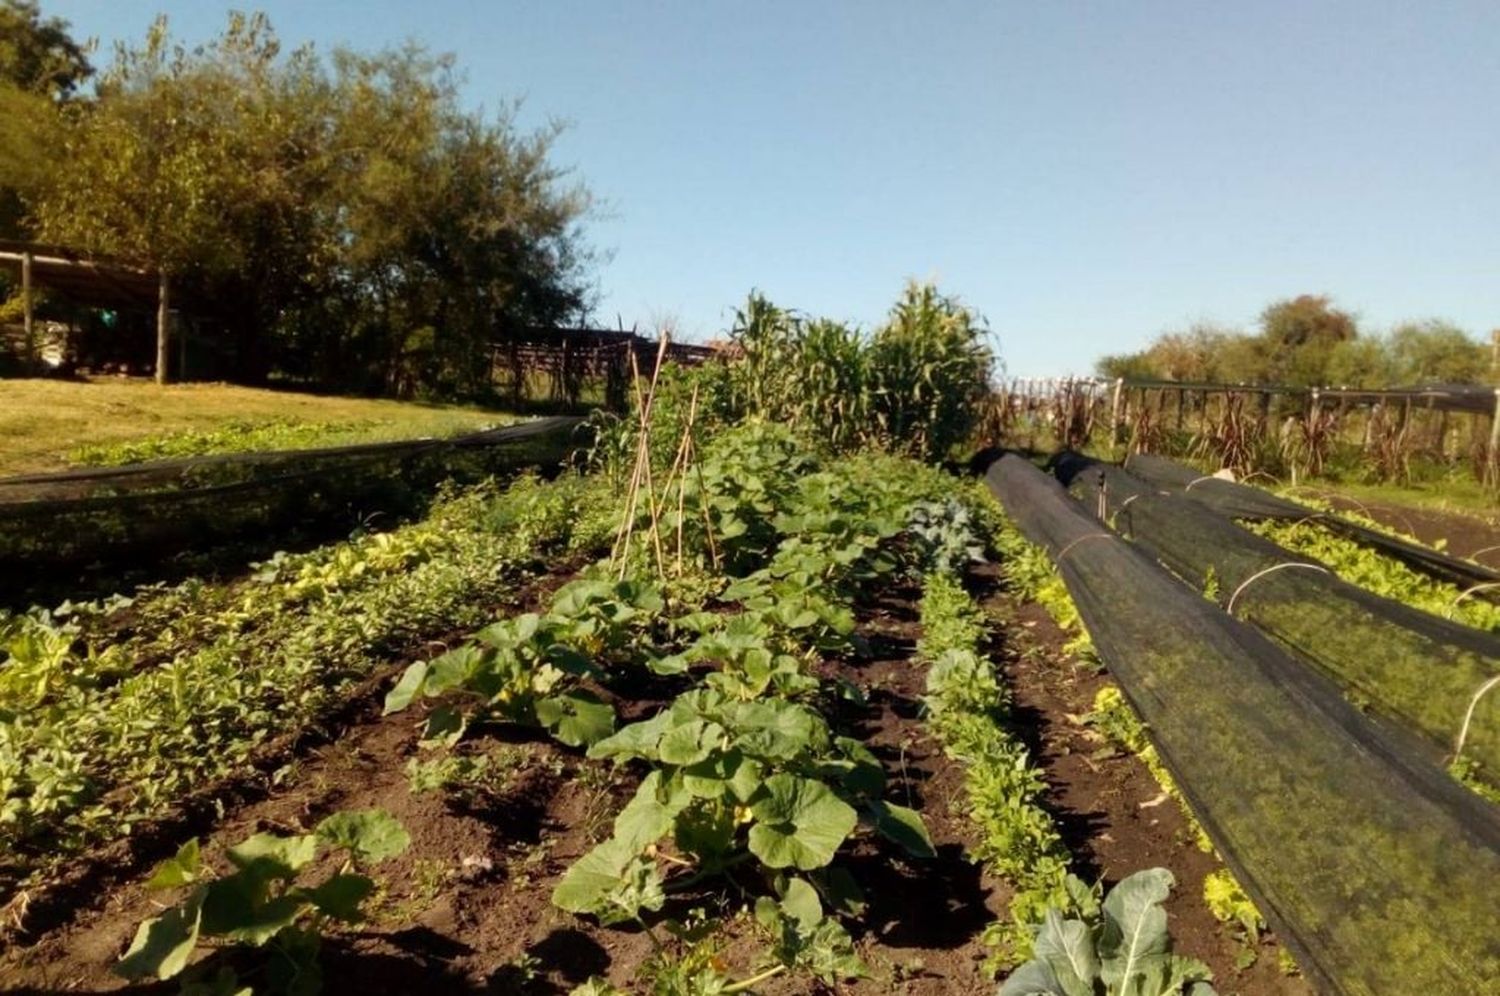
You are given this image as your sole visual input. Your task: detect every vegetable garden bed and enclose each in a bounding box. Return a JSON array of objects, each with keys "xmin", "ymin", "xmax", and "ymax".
[{"xmin": 1, "ymin": 424, "xmax": 1312, "ymax": 994}]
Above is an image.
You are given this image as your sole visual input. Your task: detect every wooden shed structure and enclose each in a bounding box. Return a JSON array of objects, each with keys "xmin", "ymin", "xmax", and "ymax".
[{"xmin": 0, "ymin": 239, "xmax": 181, "ymax": 382}]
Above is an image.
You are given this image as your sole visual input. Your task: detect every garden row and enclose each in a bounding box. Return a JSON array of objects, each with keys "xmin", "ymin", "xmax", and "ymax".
[
  {"xmin": 2, "ymin": 419, "xmax": 1239, "ymax": 995},
  {"xmin": 0, "ymin": 468, "xmax": 617, "ymax": 925}
]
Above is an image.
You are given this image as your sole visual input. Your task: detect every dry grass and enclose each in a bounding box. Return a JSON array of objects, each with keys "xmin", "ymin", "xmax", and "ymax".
[{"xmin": 0, "ymin": 377, "xmax": 518, "ymax": 476}]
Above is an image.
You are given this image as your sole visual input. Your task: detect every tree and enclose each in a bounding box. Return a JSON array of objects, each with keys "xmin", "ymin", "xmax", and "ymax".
[
  {"xmin": 1387, "ymin": 320, "xmax": 1487, "ymax": 385},
  {"xmin": 1096, "ymin": 350, "xmax": 1158, "ymax": 380},
  {"xmin": 1095, "ymin": 322, "xmax": 1259, "ymax": 383},
  {"xmin": 1259, "ymin": 294, "xmax": 1358, "ymax": 387},
  {"xmin": 27, "ymin": 12, "xmax": 596, "ymax": 392},
  {"xmin": 0, "ymin": 2, "xmax": 90, "ymax": 238},
  {"xmin": 1260, "ymin": 294, "xmax": 1357, "ymax": 349},
  {"xmin": 1324, "ymin": 337, "xmax": 1394, "ymax": 388},
  {"xmin": 0, "ymin": 0, "xmax": 92, "ymax": 97},
  {"xmin": 0, "ymin": 83, "xmax": 59, "ymax": 238}
]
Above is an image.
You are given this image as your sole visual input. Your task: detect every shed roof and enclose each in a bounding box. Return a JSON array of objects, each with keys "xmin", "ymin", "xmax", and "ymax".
[{"xmin": 0, "ymin": 239, "xmax": 162, "ymax": 310}]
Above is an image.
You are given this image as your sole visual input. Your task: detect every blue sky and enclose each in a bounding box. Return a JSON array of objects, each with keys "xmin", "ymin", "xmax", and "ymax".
[{"xmin": 47, "ymin": 1, "xmax": 1500, "ymax": 376}]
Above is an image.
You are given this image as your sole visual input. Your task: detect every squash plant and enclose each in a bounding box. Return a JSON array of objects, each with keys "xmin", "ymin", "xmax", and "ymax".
[
  {"xmin": 384, "ymin": 576, "xmax": 665, "ymax": 748},
  {"xmin": 652, "ymin": 578, "xmax": 861, "ymax": 701},
  {"xmin": 553, "ymin": 686, "xmax": 932, "ymax": 923},
  {"xmin": 116, "ymin": 809, "xmax": 410, "ymax": 993}
]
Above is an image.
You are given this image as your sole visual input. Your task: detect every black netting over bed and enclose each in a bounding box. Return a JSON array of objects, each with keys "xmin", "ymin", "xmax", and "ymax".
[
  {"xmin": 1053, "ymin": 452, "xmax": 1500, "ymax": 786},
  {"xmin": 984, "ymin": 453, "xmax": 1500, "ymax": 996},
  {"xmin": 0, "ymin": 417, "xmax": 584, "ymax": 601},
  {"xmin": 1123, "ymin": 452, "xmax": 1500, "ymax": 596}
]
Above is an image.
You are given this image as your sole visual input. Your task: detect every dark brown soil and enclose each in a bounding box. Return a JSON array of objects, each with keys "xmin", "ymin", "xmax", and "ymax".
[{"xmin": 0, "ymin": 564, "xmax": 1313, "ymax": 996}]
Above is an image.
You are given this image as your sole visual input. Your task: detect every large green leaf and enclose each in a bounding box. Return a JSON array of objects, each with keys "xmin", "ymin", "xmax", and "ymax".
[
  {"xmin": 226, "ymin": 833, "xmax": 318, "ymax": 880},
  {"xmin": 1033, "ymin": 908, "xmax": 1099, "ymax": 996},
  {"xmin": 1099, "ymin": 868, "xmax": 1174, "ymax": 996},
  {"xmin": 779, "ymin": 876, "xmax": 823, "ymax": 931},
  {"xmin": 303, "ymin": 873, "xmax": 375, "ymax": 922},
  {"xmin": 998, "ymin": 959, "xmax": 1067, "ymax": 996},
  {"xmin": 658, "ymin": 718, "xmax": 724, "ymax": 766},
  {"xmin": 315, "ymin": 809, "xmax": 410, "ymax": 865},
  {"xmin": 382, "ymin": 660, "xmax": 427, "ymax": 714},
  {"xmin": 867, "ymin": 800, "xmax": 934, "ymax": 859},
  {"xmin": 427, "ymin": 644, "xmax": 491, "ymax": 692},
  {"xmin": 145, "ymin": 838, "xmax": 202, "ymax": 889},
  {"xmin": 683, "ymin": 749, "xmax": 761, "ymax": 801},
  {"xmin": 832, "ymin": 737, "xmax": 885, "ymax": 797},
  {"xmin": 536, "ymin": 689, "xmax": 615, "ymax": 747},
  {"xmin": 201, "ymin": 877, "xmax": 303, "ymax": 945},
  {"xmin": 419, "ymin": 705, "xmax": 467, "ymax": 747},
  {"xmin": 551, "ymin": 837, "xmax": 665, "ymax": 925},
  {"xmin": 612, "ymin": 771, "xmax": 690, "ymax": 851},
  {"xmin": 732, "ymin": 700, "xmax": 823, "ymax": 761},
  {"xmin": 747, "ymin": 774, "xmax": 857, "ymax": 870},
  {"xmin": 588, "ymin": 709, "xmax": 670, "ymax": 761},
  {"xmin": 671, "ymin": 803, "xmax": 735, "ymax": 864},
  {"xmin": 553, "ymin": 837, "xmax": 631, "ymax": 919},
  {"xmin": 115, "ymin": 888, "xmax": 204, "ymax": 980}
]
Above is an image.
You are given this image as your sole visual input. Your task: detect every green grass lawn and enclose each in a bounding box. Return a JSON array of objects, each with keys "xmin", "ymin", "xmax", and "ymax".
[{"xmin": 0, "ymin": 377, "xmax": 522, "ymax": 476}]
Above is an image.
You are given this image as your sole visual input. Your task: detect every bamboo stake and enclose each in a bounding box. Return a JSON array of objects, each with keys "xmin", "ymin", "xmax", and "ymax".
[
  {"xmin": 674, "ymin": 383, "xmax": 701, "ymax": 574},
  {"xmin": 638, "ymin": 337, "xmax": 671, "ymax": 577},
  {"xmin": 613, "ymin": 351, "xmax": 652, "ymax": 572}
]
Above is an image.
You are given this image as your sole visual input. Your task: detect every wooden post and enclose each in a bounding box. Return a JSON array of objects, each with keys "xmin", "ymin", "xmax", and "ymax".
[
  {"xmin": 1488, "ymin": 389, "xmax": 1500, "ymax": 488},
  {"xmin": 155, "ymin": 269, "xmax": 170, "ymax": 385},
  {"xmin": 21, "ymin": 251, "xmax": 33, "ymax": 371},
  {"xmin": 1109, "ymin": 377, "xmax": 1125, "ymax": 444}
]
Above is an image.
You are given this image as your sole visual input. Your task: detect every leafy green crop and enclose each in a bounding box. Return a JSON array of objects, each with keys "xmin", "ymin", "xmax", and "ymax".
[
  {"xmin": 999, "ymin": 868, "xmax": 1217, "ymax": 996},
  {"xmin": 755, "ymin": 876, "xmax": 865, "ymax": 984},
  {"xmin": 1250, "ymin": 512, "xmax": 1500, "ymax": 634},
  {"xmin": 67, "ymin": 418, "xmax": 377, "ymax": 466},
  {"xmin": 0, "ymin": 472, "xmax": 609, "ymax": 903},
  {"xmin": 916, "ymin": 570, "xmax": 1076, "ymax": 966},
  {"xmin": 117, "ymin": 809, "xmax": 410, "ymax": 993},
  {"xmin": 907, "ymin": 498, "xmax": 988, "ymax": 578},
  {"xmin": 383, "ymin": 574, "xmax": 669, "ymax": 748}
]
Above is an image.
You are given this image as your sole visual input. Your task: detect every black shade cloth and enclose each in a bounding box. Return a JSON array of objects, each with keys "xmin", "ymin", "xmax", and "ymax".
[
  {"xmin": 984, "ymin": 452, "xmax": 1500, "ymax": 996},
  {"xmin": 0, "ymin": 417, "xmax": 585, "ymax": 601},
  {"xmin": 1055, "ymin": 452, "xmax": 1500, "ymax": 782},
  {"xmin": 1124, "ymin": 452, "xmax": 1500, "ymax": 598}
]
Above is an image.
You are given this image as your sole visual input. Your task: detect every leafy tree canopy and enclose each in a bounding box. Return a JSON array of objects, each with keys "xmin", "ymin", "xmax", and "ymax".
[
  {"xmin": 1096, "ymin": 297, "xmax": 1492, "ymax": 389},
  {"xmin": 19, "ymin": 10, "xmax": 596, "ymax": 395},
  {"xmin": 0, "ymin": 0, "xmax": 91, "ymax": 97}
]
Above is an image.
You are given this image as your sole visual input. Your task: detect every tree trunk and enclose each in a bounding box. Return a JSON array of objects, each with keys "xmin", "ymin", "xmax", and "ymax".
[
  {"xmin": 155, "ymin": 270, "xmax": 170, "ymax": 385},
  {"xmin": 21, "ymin": 252, "xmax": 34, "ymax": 372}
]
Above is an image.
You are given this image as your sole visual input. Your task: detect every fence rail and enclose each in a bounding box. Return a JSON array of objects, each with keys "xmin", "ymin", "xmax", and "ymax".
[{"xmin": 990, "ymin": 376, "xmax": 1500, "ymax": 488}]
